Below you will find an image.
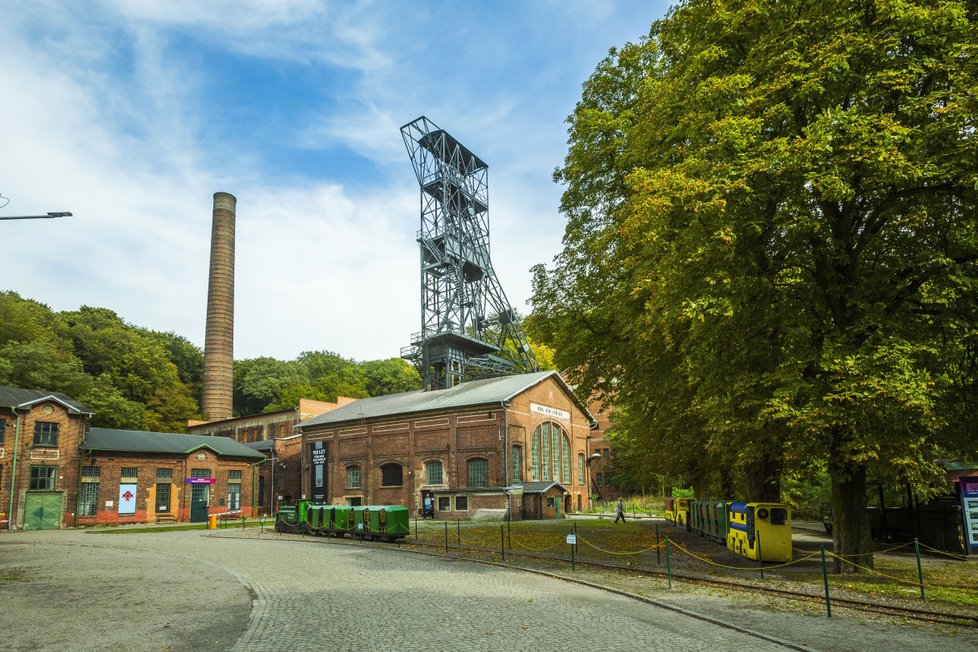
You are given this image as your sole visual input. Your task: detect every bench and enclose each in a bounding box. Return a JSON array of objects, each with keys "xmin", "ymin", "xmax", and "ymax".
[{"xmin": 155, "ymin": 515, "xmax": 177, "ymax": 524}]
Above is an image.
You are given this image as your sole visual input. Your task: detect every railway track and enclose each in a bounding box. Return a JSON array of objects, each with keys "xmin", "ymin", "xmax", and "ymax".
[{"xmin": 394, "ymin": 536, "xmax": 978, "ymax": 628}]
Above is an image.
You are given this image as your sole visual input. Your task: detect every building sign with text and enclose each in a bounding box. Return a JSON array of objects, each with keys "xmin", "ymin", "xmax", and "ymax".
[
  {"xmin": 311, "ymin": 440, "xmax": 327, "ymax": 502},
  {"xmin": 530, "ymin": 403, "xmax": 570, "ymax": 422}
]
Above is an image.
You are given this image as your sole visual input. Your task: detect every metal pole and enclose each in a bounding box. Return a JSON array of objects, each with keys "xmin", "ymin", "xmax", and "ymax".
[
  {"xmin": 571, "ymin": 528, "xmax": 575, "ymax": 571},
  {"xmin": 507, "ymin": 516, "xmax": 512, "ymax": 549},
  {"xmin": 914, "ymin": 538, "xmax": 926, "ymax": 601},
  {"xmin": 655, "ymin": 525, "xmax": 661, "ymax": 564},
  {"xmin": 757, "ymin": 530, "xmax": 764, "ymax": 580},
  {"xmin": 500, "ymin": 524, "xmax": 505, "ymax": 562},
  {"xmin": 666, "ymin": 536, "xmax": 672, "ymax": 589},
  {"xmin": 820, "ymin": 545, "xmax": 832, "ymax": 617},
  {"xmin": 415, "ymin": 516, "xmax": 418, "ymax": 539}
]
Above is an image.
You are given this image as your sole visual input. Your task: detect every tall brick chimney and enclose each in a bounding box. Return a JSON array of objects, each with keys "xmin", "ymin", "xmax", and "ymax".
[{"xmin": 202, "ymin": 191, "xmax": 236, "ymax": 421}]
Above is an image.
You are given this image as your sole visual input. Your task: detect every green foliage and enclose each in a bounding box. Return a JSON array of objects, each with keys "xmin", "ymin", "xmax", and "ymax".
[
  {"xmin": 531, "ymin": 0, "xmax": 978, "ymax": 567},
  {"xmin": 0, "ymin": 291, "xmax": 425, "ymax": 429}
]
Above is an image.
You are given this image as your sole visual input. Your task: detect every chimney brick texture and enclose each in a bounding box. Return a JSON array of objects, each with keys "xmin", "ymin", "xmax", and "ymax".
[{"xmin": 202, "ymin": 192, "xmax": 236, "ymax": 420}]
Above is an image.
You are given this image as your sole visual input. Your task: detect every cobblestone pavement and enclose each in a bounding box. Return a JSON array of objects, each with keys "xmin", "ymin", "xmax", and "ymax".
[{"xmin": 2, "ymin": 528, "xmax": 976, "ymax": 651}]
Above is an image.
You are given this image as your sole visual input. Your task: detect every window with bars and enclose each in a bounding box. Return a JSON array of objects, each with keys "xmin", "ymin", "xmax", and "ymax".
[
  {"xmin": 29, "ymin": 465, "xmax": 56, "ymax": 490},
  {"xmin": 33, "ymin": 422, "xmax": 59, "ymax": 447},
  {"xmin": 228, "ymin": 470, "xmax": 241, "ymax": 510},
  {"xmin": 346, "ymin": 465, "xmax": 361, "ymax": 489},
  {"xmin": 511, "ymin": 446, "xmax": 522, "ymax": 483},
  {"xmin": 455, "ymin": 495, "xmax": 469, "ymax": 511},
  {"xmin": 425, "ymin": 460, "xmax": 443, "ymax": 485},
  {"xmin": 120, "ymin": 467, "xmax": 138, "ymax": 481},
  {"xmin": 156, "ymin": 468, "xmax": 172, "ymax": 481},
  {"xmin": 191, "ymin": 468, "xmax": 210, "ymax": 478},
  {"xmin": 80, "ymin": 467, "xmax": 99, "ymax": 516},
  {"xmin": 467, "ymin": 458, "xmax": 488, "ymax": 488}
]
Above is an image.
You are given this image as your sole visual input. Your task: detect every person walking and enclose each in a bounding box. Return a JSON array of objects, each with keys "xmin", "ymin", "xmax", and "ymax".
[{"xmin": 614, "ymin": 498, "xmax": 626, "ymax": 524}]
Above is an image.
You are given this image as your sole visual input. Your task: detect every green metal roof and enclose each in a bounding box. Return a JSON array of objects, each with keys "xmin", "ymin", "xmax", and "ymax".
[
  {"xmin": 0, "ymin": 386, "xmax": 92, "ymax": 414},
  {"xmin": 298, "ymin": 371, "xmax": 594, "ymax": 429},
  {"xmin": 84, "ymin": 428, "xmax": 266, "ymax": 459}
]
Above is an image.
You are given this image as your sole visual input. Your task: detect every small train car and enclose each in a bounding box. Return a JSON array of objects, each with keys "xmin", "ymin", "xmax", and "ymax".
[
  {"xmin": 664, "ymin": 497, "xmax": 691, "ymax": 527},
  {"xmin": 727, "ymin": 502, "xmax": 792, "ymax": 563},
  {"xmin": 688, "ymin": 500, "xmax": 731, "ymax": 544},
  {"xmin": 275, "ymin": 501, "xmax": 410, "ymax": 542}
]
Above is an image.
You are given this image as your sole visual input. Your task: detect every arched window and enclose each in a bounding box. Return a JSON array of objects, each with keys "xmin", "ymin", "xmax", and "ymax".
[
  {"xmin": 346, "ymin": 465, "xmax": 361, "ymax": 489},
  {"xmin": 531, "ymin": 422, "xmax": 571, "ymax": 483},
  {"xmin": 578, "ymin": 453, "xmax": 585, "ymax": 485},
  {"xmin": 467, "ymin": 458, "xmax": 489, "ymax": 488},
  {"xmin": 531, "ymin": 435, "xmax": 540, "ymax": 481},
  {"xmin": 561, "ymin": 435, "xmax": 570, "ymax": 483},
  {"xmin": 380, "ymin": 463, "xmax": 403, "ymax": 487},
  {"xmin": 425, "ymin": 460, "xmax": 443, "ymax": 485},
  {"xmin": 511, "ymin": 445, "xmax": 522, "ymax": 482}
]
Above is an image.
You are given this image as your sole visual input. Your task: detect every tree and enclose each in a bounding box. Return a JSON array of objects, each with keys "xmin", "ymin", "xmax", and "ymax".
[{"xmin": 531, "ymin": 0, "xmax": 978, "ymax": 571}]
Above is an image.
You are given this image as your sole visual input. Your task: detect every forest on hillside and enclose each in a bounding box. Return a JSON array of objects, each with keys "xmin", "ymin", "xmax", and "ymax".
[{"xmin": 0, "ymin": 291, "xmax": 423, "ymax": 432}]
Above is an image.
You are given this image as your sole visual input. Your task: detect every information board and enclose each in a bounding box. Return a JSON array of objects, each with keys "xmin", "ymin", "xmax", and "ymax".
[{"xmin": 960, "ymin": 475, "xmax": 978, "ymax": 553}]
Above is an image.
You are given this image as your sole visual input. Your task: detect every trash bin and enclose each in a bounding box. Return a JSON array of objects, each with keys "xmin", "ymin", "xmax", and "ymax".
[{"xmin": 208, "ymin": 514, "xmax": 217, "ymax": 529}]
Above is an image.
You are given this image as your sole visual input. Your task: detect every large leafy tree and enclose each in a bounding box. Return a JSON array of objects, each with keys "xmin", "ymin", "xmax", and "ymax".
[{"xmin": 531, "ymin": 0, "xmax": 978, "ymax": 570}]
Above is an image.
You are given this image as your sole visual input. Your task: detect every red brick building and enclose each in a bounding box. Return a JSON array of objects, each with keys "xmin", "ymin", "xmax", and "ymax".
[
  {"xmin": 1, "ymin": 385, "xmax": 267, "ymax": 530},
  {"xmin": 296, "ymin": 371, "xmax": 596, "ymax": 519},
  {"xmin": 1, "ymin": 387, "xmax": 92, "ymax": 530},
  {"xmin": 80, "ymin": 428, "xmax": 265, "ymax": 525}
]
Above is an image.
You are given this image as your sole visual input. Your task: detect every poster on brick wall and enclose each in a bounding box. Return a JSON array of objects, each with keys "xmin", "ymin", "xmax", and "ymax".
[{"xmin": 118, "ymin": 484, "xmax": 137, "ymax": 515}]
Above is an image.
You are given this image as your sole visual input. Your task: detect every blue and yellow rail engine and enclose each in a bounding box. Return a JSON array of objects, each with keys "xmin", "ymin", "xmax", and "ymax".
[{"xmin": 726, "ymin": 501, "xmax": 792, "ymax": 563}]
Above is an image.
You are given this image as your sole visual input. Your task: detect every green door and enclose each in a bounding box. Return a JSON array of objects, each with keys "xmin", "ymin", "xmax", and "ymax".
[
  {"xmin": 190, "ymin": 484, "xmax": 209, "ymax": 522},
  {"xmin": 24, "ymin": 492, "xmax": 63, "ymax": 530}
]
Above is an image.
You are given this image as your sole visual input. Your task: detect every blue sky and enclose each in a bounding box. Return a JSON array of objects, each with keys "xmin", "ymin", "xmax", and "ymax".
[{"xmin": 0, "ymin": 0, "xmax": 669, "ymax": 361}]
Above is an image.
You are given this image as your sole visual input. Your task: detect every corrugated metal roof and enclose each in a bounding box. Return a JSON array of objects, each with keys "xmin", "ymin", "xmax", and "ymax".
[
  {"xmin": 84, "ymin": 428, "xmax": 266, "ymax": 459},
  {"xmin": 516, "ymin": 481, "xmax": 568, "ymax": 494},
  {"xmin": 0, "ymin": 386, "xmax": 92, "ymax": 414},
  {"xmin": 297, "ymin": 371, "xmax": 593, "ymax": 429}
]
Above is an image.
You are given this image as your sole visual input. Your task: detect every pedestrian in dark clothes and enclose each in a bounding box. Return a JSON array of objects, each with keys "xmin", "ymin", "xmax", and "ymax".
[{"xmin": 615, "ymin": 498, "xmax": 626, "ymax": 523}]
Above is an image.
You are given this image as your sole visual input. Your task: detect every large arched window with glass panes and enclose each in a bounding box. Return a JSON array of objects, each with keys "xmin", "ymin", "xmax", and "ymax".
[{"xmin": 530, "ymin": 422, "xmax": 571, "ymax": 483}]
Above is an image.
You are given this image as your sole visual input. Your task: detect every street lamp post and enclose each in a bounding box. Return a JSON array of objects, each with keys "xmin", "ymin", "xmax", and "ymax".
[{"xmin": 0, "ymin": 212, "xmax": 72, "ymax": 221}]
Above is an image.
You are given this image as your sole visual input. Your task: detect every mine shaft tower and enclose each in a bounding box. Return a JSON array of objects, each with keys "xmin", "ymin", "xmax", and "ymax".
[{"xmin": 400, "ymin": 116, "xmax": 538, "ymax": 390}]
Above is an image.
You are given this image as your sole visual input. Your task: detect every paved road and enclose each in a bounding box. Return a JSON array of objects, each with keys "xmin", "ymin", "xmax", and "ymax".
[{"xmin": 0, "ymin": 528, "xmax": 795, "ymax": 652}]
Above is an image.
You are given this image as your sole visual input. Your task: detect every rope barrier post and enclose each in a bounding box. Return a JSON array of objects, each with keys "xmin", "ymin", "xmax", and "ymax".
[
  {"xmin": 655, "ymin": 525, "xmax": 661, "ymax": 564},
  {"xmin": 444, "ymin": 521, "xmax": 449, "ymax": 554},
  {"xmin": 500, "ymin": 524, "xmax": 505, "ymax": 562},
  {"xmin": 820, "ymin": 545, "xmax": 832, "ymax": 618},
  {"xmin": 914, "ymin": 538, "xmax": 926, "ymax": 601},
  {"xmin": 241, "ymin": 515, "xmax": 246, "ymax": 531},
  {"xmin": 574, "ymin": 523, "xmax": 578, "ymax": 559},
  {"xmin": 570, "ymin": 528, "xmax": 576, "ymax": 571},
  {"xmin": 665, "ymin": 536, "xmax": 672, "ymax": 589},
  {"xmin": 415, "ymin": 516, "xmax": 418, "ymax": 540},
  {"xmin": 757, "ymin": 530, "xmax": 764, "ymax": 580},
  {"xmin": 507, "ymin": 517, "xmax": 512, "ymax": 549}
]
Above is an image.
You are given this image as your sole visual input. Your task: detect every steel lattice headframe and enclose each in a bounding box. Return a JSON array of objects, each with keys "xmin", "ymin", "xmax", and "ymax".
[{"xmin": 400, "ymin": 116, "xmax": 538, "ymax": 390}]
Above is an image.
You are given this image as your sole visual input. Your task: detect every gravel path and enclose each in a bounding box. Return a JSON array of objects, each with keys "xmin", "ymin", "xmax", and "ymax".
[{"xmin": 1, "ymin": 528, "xmax": 975, "ymax": 651}]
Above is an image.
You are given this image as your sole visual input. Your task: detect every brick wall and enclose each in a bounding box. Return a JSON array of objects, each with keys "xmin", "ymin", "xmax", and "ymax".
[
  {"xmin": 300, "ymin": 375, "xmax": 594, "ymax": 518},
  {"xmin": 0, "ymin": 401, "xmax": 88, "ymax": 529}
]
